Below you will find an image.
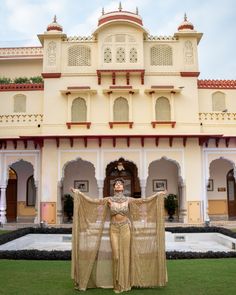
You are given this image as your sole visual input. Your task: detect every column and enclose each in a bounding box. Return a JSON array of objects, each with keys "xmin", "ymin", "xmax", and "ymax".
[
  {"xmin": 34, "ymin": 181, "xmax": 39, "ymax": 224},
  {"xmin": 151, "ymin": 92, "xmax": 155, "ymax": 121},
  {"xmin": 140, "ymin": 179, "xmax": 146, "ymax": 198},
  {"xmin": 0, "ymin": 186, "xmax": 7, "ymax": 224},
  {"xmin": 178, "ymin": 183, "xmax": 187, "ymax": 223},
  {"xmin": 203, "ymin": 178, "xmax": 210, "ymax": 224},
  {"xmin": 170, "ymin": 91, "xmax": 175, "ymax": 121},
  {"xmin": 128, "ymin": 92, "xmax": 133, "ymax": 122},
  {"xmin": 97, "ymin": 179, "xmax": 104, "ymax": 198},
  {"xmin": 57, "ymin": 181, "xmax": 63, "ymax": 224}
]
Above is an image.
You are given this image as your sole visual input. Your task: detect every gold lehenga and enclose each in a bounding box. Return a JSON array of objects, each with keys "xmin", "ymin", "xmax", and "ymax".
[{"xmin": 71, "ymin": 190, "xmax": 167, "ymax": 292}]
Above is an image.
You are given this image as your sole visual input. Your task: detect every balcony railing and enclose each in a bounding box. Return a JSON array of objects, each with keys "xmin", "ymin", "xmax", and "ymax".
[
  {"xmin": 0, "ymin": 114, "xmax": 43, "ymax": 124},
  {"xmin": 199, "ymin": 112, "xmax": 236, "ymax": 121}
]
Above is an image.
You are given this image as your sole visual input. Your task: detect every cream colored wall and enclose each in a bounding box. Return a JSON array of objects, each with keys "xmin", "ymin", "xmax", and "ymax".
[
  {"xmin": 41, "ymin": 141, "xmax": 58, "ymax": 202},
  {"xmin": 184, "ymin": 140, "xmax": 203, "ymax": 201},
  {"xmin": 97, "ymin": 24, "xmax": 144, "ymax": 69},
  {"xmin": 0, "ymin": 91, "xmax": 43, "ymax": 115},
  {"xmin": 0, "ymin": 59, "xmax": 42, "ymax": 78},
  {"xmin": 208, "ymin": 158, "xmax": 232, "ymax": 200},
  {"xmin": 199, "ymin": 89, "xmax": 236, "ymax": 113}
]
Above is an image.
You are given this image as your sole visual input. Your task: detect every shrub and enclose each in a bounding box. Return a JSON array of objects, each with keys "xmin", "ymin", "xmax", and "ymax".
[
  {"xmin": 0, "ymin": 77, "xmax": 12, "ymax": 84},
  {"xmin": 30, "ymin": 76, "xmax": 43, "ymax": 83},
  {"xmin": 13, "ymin": 77, "xmax": 30, "ymax": 84}
]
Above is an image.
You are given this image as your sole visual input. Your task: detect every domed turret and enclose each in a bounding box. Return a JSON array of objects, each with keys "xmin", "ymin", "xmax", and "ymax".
[
  {"xmin": 178, "ymin": 13, "xmax": 194, "ymax": 31},
  {"xmin": 46, "ymin": 15, "xmax": 63, "ymax": 32}
]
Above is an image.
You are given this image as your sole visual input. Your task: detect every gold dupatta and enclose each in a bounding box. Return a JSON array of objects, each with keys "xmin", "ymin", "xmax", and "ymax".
[{"xmin": 71, "ymin": 191, "xmax": 167, "ymax": 290}]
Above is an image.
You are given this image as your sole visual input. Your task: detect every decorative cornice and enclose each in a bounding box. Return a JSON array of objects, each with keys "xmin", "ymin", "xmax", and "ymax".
[
  {"xmin": 41, "ymin": 73, "xmax": 61, "ymax": 78},
  {"xmin": 0, "ymin": 47, "xmax": 43, "ymax": 59},
  {"xmin": 198, "ymin": 80, "xmax": 236, "ymax": 89},
  {"xmin": 180, "ymin": 72, "xmax": 200, "ymax": 77},
  {"xmin": 0, "ymin": 134, "xmax": 231, "ymax": 149},
  {"xmin": 0, "ymin": 83, "xmax": 44, "ymax": 92}
]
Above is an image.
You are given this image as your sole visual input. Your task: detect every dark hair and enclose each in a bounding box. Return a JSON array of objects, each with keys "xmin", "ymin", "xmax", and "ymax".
[{"xmin": 113, "ymin": 178, "xmax": 125, "ymax": 187}]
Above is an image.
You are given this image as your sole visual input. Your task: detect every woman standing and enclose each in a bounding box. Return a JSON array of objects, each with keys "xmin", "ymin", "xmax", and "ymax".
[{"xmin": 71, "ymin": 178, "xmax": 167, "ymax": 293}]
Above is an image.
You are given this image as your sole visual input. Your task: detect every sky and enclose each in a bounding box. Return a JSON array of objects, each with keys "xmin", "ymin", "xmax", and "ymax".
[{"xmin": 0, "ymin": 0, "xmax": 235, "ymax": 79}]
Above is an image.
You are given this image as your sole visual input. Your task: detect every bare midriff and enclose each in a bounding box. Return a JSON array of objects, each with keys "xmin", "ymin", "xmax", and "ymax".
[{"xmin": 111, "ymin": 214, "xmax": 128, "ymax": 223}]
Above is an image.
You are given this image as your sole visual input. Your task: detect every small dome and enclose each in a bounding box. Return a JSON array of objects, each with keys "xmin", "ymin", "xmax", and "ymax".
[
  {"xmin": 47, "ymin": 15, "xmax": 63, "ymax": 32},
  {"xmin": 98, "ymin": 2, "xmax": 143, "ymax": 27},
  {"xmin": 178, "ymin": 14, "xmax": 194, "ymax": 31}
]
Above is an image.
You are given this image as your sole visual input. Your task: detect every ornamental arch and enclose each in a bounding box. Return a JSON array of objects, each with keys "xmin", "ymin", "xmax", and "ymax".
[
  {"xmin": 103, "ymin": 158, "xmax": 141, "ymax": 198},
  {"xmin": 207, "ymin": 158, "xmax": 236, "ymax": 219}
]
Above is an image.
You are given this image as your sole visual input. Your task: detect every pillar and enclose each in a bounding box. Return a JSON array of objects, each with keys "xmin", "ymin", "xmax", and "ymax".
[{"xmin": 0, "ymin": 186, "xmax": 7, "ymax": 224}]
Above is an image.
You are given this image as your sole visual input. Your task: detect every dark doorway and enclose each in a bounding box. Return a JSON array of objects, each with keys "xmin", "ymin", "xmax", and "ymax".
[
  {"xmin": 227, "ymin": 169, "xmax": 236, "ymax": 219},
  {"xmin": 104, "ymin": 158, "xmax": 141, "ymax": 198},
  {"xmin": 6, "ymin": 168, "xmax": 17, "ymax": 222}
]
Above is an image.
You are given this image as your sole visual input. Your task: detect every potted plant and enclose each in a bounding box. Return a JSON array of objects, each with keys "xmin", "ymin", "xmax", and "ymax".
[
  {"xmin": 164, "ymin": 194, "xmax": 178, "ymax": 222},
  {"xmin": 63, "ymin": 194, "xmax": 74, "ymax": 222}
]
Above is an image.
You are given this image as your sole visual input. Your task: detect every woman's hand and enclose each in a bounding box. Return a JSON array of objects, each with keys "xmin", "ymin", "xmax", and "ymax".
[
  {"xmin": 157, "ymin": 190, "xmax": 167, "ymax": 196},
  {"xmin": 70, "ymin": 187, "xmax": 80, "ymax": 194}
]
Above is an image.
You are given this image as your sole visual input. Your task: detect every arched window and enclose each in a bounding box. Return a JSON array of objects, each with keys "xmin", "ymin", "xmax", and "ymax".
[
  {"xmin": 151, "ymin": 45, "xmax": 173, "ymax": 66},
  {"xmin": 113, "ymin": 97, "xmax": 129, "ymax": 121},
  {"xmin": 116, "ymin": 47, "xmax": 125, "ymax": 63},
  {"xmin": 68, "ymin": 45, "xmax": 91, "ymax": 66},
  {"xmin": 71, "ymin": 98, "xmax": 87, "ymax": 122},
  {"xmin": 129, "ymin": 48, "xmax": 137, "ymax": 63},
  {"xmin": 14, "ymin": 94, "xmax": 26, "ymax": 112},
  {"xmin": 27, "ymin": 175, "xmax": 36, "ymax": 206},
  {"xmin": 155, "ymin": 97, "xmax": 171, "ymax": 121},
  {"xmin": 212, "ymin": 92, "xmax": 226, "ymax": 112},
  {"xmin": 104, "ymin": 47, "xmax": 112, "ymax": 63}
]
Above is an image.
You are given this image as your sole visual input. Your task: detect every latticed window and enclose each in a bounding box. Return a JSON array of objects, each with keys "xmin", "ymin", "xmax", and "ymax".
[
  {"xmin": 129, "ymin": 48, "xmax": 137, "ymax": 63},
  {"xmin": 212, "ymin": 92, "xmax": 226, "ymax": 112},
  {"xmin": 27, "ymin": 175, "xmax": 36, "ymax": 206},
  {"xmin": 155, "ymin": 97, "xmax": 171, "ymax": 121},
  {"xmin": 71, "ymin": 98, "xmax": 87, "ymax": 121},
  {"xmin": 14, "ymin": 94, "xmax": 26, "ymax": 112},
  {"xmin": 151, "ymin": 45, "xmax": 173, "ymax": 66},
  {"xmin": 104, "ymin": 47, "xmax": 112, "ymax": 63},
  {"xmin": 116, "ymin": 47, "xmax": 125, "ymax": 63},
  {"xmin": 113, "ymin": 97, "xmax": 129, "ymax": 121},
  {"xmin": 68, "ymin": 45, "xmax": 91, "ymax": 66}
]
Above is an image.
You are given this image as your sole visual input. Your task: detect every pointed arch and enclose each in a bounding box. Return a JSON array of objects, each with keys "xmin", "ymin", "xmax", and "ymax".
[
  {"xmin": 14, "ymin": 94, "xmax": 26, "ymax": 113},
  {"xmin": 212, "ymin": 91, "xmax": 226, "ymax": 112},
  {"xmin": 155, "ymin": 96, "xmax": 171, "ymax": 121},
  {"xmin": 113, "ymin": 97, "xmax": 129, "ymax": 121},
  {"xmin": 71, "ymin": 97, "xmax": 87, "ymax": 122}
]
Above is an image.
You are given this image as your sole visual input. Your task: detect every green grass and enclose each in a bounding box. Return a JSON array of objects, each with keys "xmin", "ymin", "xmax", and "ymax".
[
  {"xmin": 0, "ymin": 259, "xmax": 236, "ymax": 295},
  {"xmin": 0, "ymin": 230, "xmax": 10, "ymax": 235}
]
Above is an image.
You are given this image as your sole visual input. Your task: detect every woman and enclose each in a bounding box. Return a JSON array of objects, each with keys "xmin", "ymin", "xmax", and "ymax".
[{"xmin": 71, "ymin": 178, "xmax": 167, "ymax": 293}]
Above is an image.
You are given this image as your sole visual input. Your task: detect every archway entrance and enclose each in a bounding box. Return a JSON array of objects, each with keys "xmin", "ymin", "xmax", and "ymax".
[
  {"xmin": 104, "ymin": 158, "xmax": 140, "ymax": 198},
  {"xmin": 227, "ymin": 169, "xmax": 236, "ymax": 219},
  {"xmin": 208, "ymin": 158, "xmax": 234, "ymax": 220},
  {"xmin": 6, "ymin": 168, "xmax": 17, "ymax": 222}
]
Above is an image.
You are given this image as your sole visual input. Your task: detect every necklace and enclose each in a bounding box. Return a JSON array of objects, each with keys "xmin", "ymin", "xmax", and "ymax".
[{"xmin": 110, "ymin": 192, "xmax": 127, "ymax": 203}]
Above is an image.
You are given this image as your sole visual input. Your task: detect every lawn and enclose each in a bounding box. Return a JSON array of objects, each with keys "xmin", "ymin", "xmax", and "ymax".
[
  {"xmin": 0, "ymin": 230, "xmax": 11, "ymax": 235},
  {"xmin": 0, "ymin": 259, "xmax": 235, "ymax": 295}
]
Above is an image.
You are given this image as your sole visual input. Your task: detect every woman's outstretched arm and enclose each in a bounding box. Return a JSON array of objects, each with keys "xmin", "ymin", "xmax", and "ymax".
[
  {"xmin": 129, "ymin": 190, "xmax": 167, "ymax": 204},
  {"xmin": 70, "ymin": 188, "xmax": 108, "ymax": 205}
]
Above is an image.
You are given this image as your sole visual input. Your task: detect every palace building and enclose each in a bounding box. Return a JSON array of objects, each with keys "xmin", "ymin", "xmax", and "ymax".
[{"xmin": 0, "ymin": 5, "xmax": 236, "ymax": 225}]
